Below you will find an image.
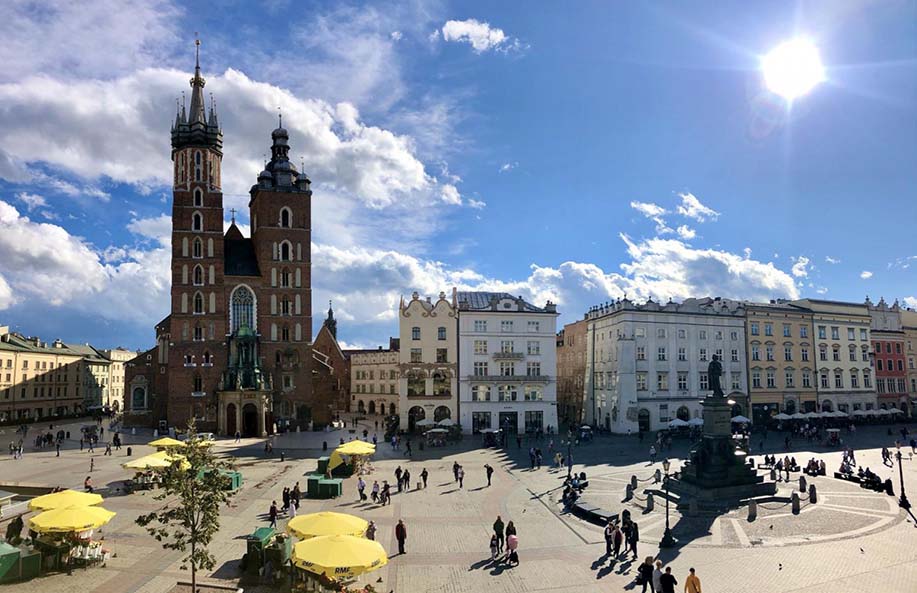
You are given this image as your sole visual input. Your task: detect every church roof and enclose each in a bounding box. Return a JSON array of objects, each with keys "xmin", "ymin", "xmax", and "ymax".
[
  {"xmin": 224, "ymin": 238, "xmax": 260, "ymax": 276},
  {"xmin": 224, "ymin": 221, "xmax": 244, "ymax": 240}
]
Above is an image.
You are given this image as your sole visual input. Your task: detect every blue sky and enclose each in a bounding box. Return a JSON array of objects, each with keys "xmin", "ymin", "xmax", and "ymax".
[{"xmin": 0, "ymin": 0, "xmax": 914, "ymax": 350}]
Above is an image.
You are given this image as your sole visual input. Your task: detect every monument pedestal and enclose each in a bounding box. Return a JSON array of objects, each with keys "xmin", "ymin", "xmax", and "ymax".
[{"xmin": 672, "ymin": 396, "xmax": 776, "ymax": 505}]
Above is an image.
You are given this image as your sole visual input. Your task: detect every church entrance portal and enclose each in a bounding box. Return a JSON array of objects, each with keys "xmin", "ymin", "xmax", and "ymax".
[{"xmin": 242, "ymin": 403, "xmax": 259, "ymax": 437}]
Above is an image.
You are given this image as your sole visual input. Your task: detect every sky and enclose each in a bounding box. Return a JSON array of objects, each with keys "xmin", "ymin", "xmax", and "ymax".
[{"xmin": 0, "ymin": 0, "xmax": 914, "ymax": 351}]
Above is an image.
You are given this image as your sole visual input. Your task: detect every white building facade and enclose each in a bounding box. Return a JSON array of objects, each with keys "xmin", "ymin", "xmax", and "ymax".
[
  {"xmin": 584, "ymin": 298, "xmax": 748, "ymax": 434},
  {"xmin": 457, "ymin": 292, "xmax": 559, "ymax": 435}
]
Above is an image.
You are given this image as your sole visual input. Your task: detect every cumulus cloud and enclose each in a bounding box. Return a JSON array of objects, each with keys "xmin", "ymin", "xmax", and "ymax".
[
  {"xmin": 127, "ymin": 214, "xmax": 172, "ymax": 245},
  {"xmin": 676, "ymin": 192, "xmax": 720, "ymax": 222},
  {"xmin": 440, "ymin": 184, "xmax": 462, "ymax": 205},
  {"xmin": 791, "ymin": 256, "xmax": 810, "ymax": 278},
  {"xmin": 440, "ymin": 19, "xmax": 523, "ymax": 53},
  {"xmin": 676, "ymin": 225, "xmax": 696, "ymax": 240},
  {"xmin": 860, "ymin": 270, "xmax": 873, "ymax": 279},
  {"xmin": 0, "ymin": 273, "xmax": 12, "ymax": 309}
]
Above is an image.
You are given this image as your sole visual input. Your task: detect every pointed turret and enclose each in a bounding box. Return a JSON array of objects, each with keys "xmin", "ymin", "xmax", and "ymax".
[
  {"xmin": 171, "ymin": 38, "xmax": 222, "ymax": 156},
  {"xmin": 323, "ymin": 300, "xmax": 337, "ymax": 338},
  {"xmin": 188, "ymin": 39, "xmax": 207, "ymax": 125}
]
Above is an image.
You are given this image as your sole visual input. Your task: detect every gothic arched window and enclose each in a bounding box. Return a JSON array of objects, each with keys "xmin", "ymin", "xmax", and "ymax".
[
  {"xmin": 192, "ymin": 211, "xmax": 203, "ymax": 232},
  {"xmin": 280, "ymin": 268, "xmax": 291, "ymax": 287},
  {"xmin": 192, "ymin": 238, "xmax": 203, "ymax": 259},
  {"xmin": 193, "ymin": 188, "xmax": 203, "ymax": 207},
  {"xmin": 194, "ymin": 151, "xmax": 202, "ymax": 182},
  {"xmin": 193, "ymin": 265, "xmax": 204, "ymax": 286},
  {"xmin": 193, "ymin": 292, "xmax": 204, "ymax": 314},
  {"xmin": 280, "ymin": 241, "xmax": 291, "ymax": 261},
  {"xmin": 280, "ymin": 207, "xmax": 292, "ymax": 228},
  {"xmin": 231, "ymin": 285, "xmax": 256, "ymax": 333}
]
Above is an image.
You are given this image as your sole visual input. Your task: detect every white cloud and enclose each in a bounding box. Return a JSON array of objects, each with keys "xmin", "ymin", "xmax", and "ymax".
[
  {"xmin": 825, "ymin": 256, "xmax": 841, "ymax": 264},
  {"xmin": 440, "ymin": 184, "xmax": 462, "ymax": 205},
  {"xmin": 743, "ymin": 247, "xmax": 752, "ymax": 259},
  {"xmin": 440, "ymin": 19, "xmax": 523, "ymax": 53},
  {"xmin": 630, "ymin": 201, "xmax": 666, "ymax": 218},
  {"xmin": 15, "ymin": 192, "xmax": 46, "ymax": 211},
  {"xmin": 390, "ymin": 31, "xmax": 403, "ymax": 41},
  {"xmin": 468, "ymin": 198, "xmax": 486, "ymax": 209},
  {"xmin": 676, "ymin": 225, "xmax": 696, "ymax": 240},
  {"xmin": 860, "ymin": 270, "xmax": 873, "ymax": 279},
  {"xmin": 791, "ymin": 256, "xmax": 810, "ymax": 278},
  {"xmin": 904, "ymin": 297, "xmax": 917, "ymax": 309},
  {"xmin": 127, "ymin": 214, "xmax": 172, "ymax": 246},
  {"xmin": 676, "ymin": 192, "xmax": 720, "ymax": 222},
  {"xmin": 0, "ymin": 273, "xmax": 13, "ymax": 309},
  {"xmin": 499, "ymin": 162, "xmax": 518, "ymax": 173}
]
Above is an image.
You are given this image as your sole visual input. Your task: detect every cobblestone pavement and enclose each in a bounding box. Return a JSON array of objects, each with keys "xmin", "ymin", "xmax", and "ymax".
[{"xmin": 1, "ymin": 420, "xmax": 915, "ymax": 593}]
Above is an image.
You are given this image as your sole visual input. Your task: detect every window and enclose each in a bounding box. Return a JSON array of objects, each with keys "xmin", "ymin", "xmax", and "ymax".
[
  {"xmin": 785, "ymin": 370, "xmax": 794, "ymax": 388},
  {"xmin": 280, "ymin": 241, "xmax": 291, "ymax": 261},
  {"xmin": 437, "ymin": 326, "xmax": 447, "ymax": 340},
  {"xmin": 886, "ymin": 342, "xmax": 892, "ymax": 354},
  {"xmin": 766, "ymin": 371, "xmax": 776, "ymax": 388},
  {"xmin": 678, "ymin": 329, "xmax": 686, "ymax": 339},
  {"xmin": 832, "ymin": 346, "xmax": 840, "ymax": 361},
  {"xmin": 819, "ymin": 372, "xmax": 829, "ymax": 388},
  {"xmin": 657, "ymin": 328, "xmax": 666, "ymax": 339},
  {"xmin": 193, "ymin": 375, "xmax": 203, "ymax": 393},
  {"xmin": 699, "ymin": 348, "xmax": 708, "ymax": 362},
  {"xmin": 407, "ymin": 376, "xmax": 424, "ymax": 396},
  {"xmin": 230, "ymin": 286, "xmax": 255, "ymax": 332},
  {"xmin": 657, "ymin": 347, "xmax": 666, "ymax": 361},
  {"xmin": 192, "ymin": 211, "xmax": 203, "ymax": 231},
  {"xmin": 280, "ymin": 268, "xmax": 290, "ymax": 287},
  {"xmin": 193, "ymin": 292, "xmax": 204, "ymax": 314},
  {"xmin": 193, "ymin": 325, "xmax": 204, "ymax": 341},
  {"xmin": 699, "ymin": 372, "xmax": 709, "ymax": 390},
  {"xmin": 193, "ymin": 188, "xmax": 203, "ymax": 207},
  {"xmin": 699, "ymin": 330, "xmax": 707, "ymax": 340},
  {"xmin": 678, "ymin": 347, "xmax": 687, "ymax": 361},
  {"xmin": 877, "ymin": 359, "xmax": 884, "ymax": 371},
  {"xmin": 280, "ymin": 296, "xmax": 291, "ymax": 316},
  {"xmin": 731, "ymin": 349, "xmax": 739, "ymax": 362},
  {"xmin": 898, "ymin": 360, "xmax": 905, "ymax": 372},
  {"xmin": 716, "ymin": 348, "xmax": 723, "ymax": 360},
  {"xmin": 830, "ymin": 326, "xmax": 839, "ymax": 340},
  {"xmin": 860, "ymin": 328, "xmax": 868, "ymax": 341},
  {"xmin": 659, "ymin": 404, "xmax": 669, "ymax": 423},
  {"xmin": 526, "ymin": 362, "xmax": 541, "ymax": 376},
  {"xmin": 411, "ymin": 327, "xmax": 420, "ymax": 341},
  {"xmin": 833, "ymin": 372, "xmax": 843, "ymax": 389},
  {"xmin": 497, "ymin": 340, "xmax": 513, "ymax": 354},
  {"xmin": 730, "ymin": 331, "xmax": 738, "ymax": 341},
  {"xmin": 281, "ymin": 325, "xmax": 290, "ymax": 341},
  {"xmin": 635, "ymin": 327, "xmax": 645, "ymax": 338},
  {"xmin": 896, "ymin": 342, "xmax": 902, "ymax": 354},
  {"xmin": 194, "ymin": 151, "xmax": 202, "ymax": 181},
  {"xmin": 636, "ymin": 346, "xmax": 646, "ymax": 360},
  {"xmin": 524, "ymin": 387, "xmax": 543, "ymax": 402},
  {"xmin": 731, "ymin": 373, "xmax": 741, "ymax": 390},
  {"xmin": 528, "ymin": 320, "xmax": 540, "ymax": 332},
  {"xmin": 500, "ymin": 362, "xmax": 515, "ymax": 376},
  {"xmin": 818, "ymin": 326, "xmax": 827, "ymax": 339},
  {"xmin": 636, "ymin": 372, "xmax": 647, "ymax": 391},
  {"xmin": 183, "ymin": 354, "xmax": 194, "ymax": 366},
  {"xmin": 410, "ymin": 348, "xmax": 422, "ymax": 363},
  {"xmin": 192, "ymin": 237, "xmax": 203, "ymax": 259},
  {"xmin": 764, "ymin": 323, "xmax": 773, "ymax": 336},
  {"xmin": 657, "ymin": 373, "xmax": 668, "ymax": 390},
  {"xmin": 474, "ymin": 320, "xmax": 487, "ymax": 332},
  {"xmin": 898, "ymin": 378, "xmax": 906, "ymax": 392},
  {"xmin": 766, "ymin": 345, "xmax": 774, "ymax": 361},
  {"xmin": 850, "ymin": 370, "xmax": 859, "ymax": 388},
  {"xmin": 819, "ymin": 346, "xmax": 827, "ymax": 361},
  {"xmin": 501, "ymin": 320, "xmax": 514, "ymax": 333},
  {"xmin": 435, "ymin": 348, "xmax": 448, "ymax": 363},
  {"xmin": 800, "ymin": 325, "xmax": 808, "ymax": 338},
  {"xmin": 472, "ymin": 385, "xmax": 491, "ymax": 402},
  {"xmin": 751, "ymin": 346, "xmax": 760, "ymax": 361},
  {"xmin": 131, "ymin": 387, "xmax": 146, "ymax": 410},
  {"xmin": 802, "ymin": 370, "xmax": 811, "ymax": 388},
  {"xmin": 849, "ymin": 346, "xmax": 856, "ymax": 362},
  {"xmin": 279, "ymin": 207, "xmax": 291, "ymax": 228},
  {"xmin": 848, "ymin": 328, "xmax": 855, "ymax": 340},
  {"xmin": 750, "ymin": 322, "xmax": 759, "ymax": 336},
  {"xmin": 473, "ymin": 362, "xmax": 488, "ymax": 376},
  {"xmin": 715, "ymin": 330, "xmax": 723, "ymax": 340},
  {"xmin": 863, "ymin": 371, "xmax": 872, "ymax": 388},
  {"xmin": 677, "ymin": 372, "xmax": 688, "ymax": 390},
  {"xmin": 887, "ymin": 358, "xmax": 893, "ymax": 371},
  {"xmin": 783, "ymin": 324, "xmax": 791, "ymax": 337},
  {"xmin": 862, "ymin": 348, "xmax": 869, "ymax": 362},
  {"xmin": 497, "ymin": 385, "xmax": 517, "ymax": 402},
  {"xmin": 784, "ymin": 346, "xmax": 793, "ymax": 361},
  {"xmin": 474, "ymin": 340, "xmax": 488, "ymax": 355},
  {"xmin": 527, "ymin": 341, "xmax": 540, "ymax": 355}
]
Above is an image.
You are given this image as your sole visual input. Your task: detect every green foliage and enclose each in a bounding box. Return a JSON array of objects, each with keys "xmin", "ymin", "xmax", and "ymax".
[{"xmin": 136, "ymin": 421, "xmax": 236, "ymax": 589}]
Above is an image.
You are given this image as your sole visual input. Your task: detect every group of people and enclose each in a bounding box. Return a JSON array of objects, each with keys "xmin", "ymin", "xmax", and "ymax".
[
  {"xmin": 803, "ymin": 457, "xmax": 827, "ymax": 476},
  {"xmin": 635, "ymin": 560, "xmax": 702, "ymax": 593},
  {"xmin": 490, "ymin": 515, "xmax": 519, "ymax": 565},
  {"xmin": 603, "ymin": 513, "xmax": 639, "ymax": 560},
  {"xmin": 269, "ymin": 482, "xmax": 303, "ymax": 527}
]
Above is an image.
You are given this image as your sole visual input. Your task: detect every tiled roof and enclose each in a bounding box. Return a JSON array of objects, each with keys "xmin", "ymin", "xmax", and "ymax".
[
  {"xmin": 225, "ymin": 238, "xmax": 260, "ymax": 276},
  {"xmin": 456, "ymin": 291, "xmax": 546, "ymax": 312}
]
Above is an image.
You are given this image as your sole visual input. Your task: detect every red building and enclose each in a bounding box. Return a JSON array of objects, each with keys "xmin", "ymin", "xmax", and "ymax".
[
  {"xmin": 868, "ymin": 298, "xmax": 908, "ymax": 412},
  {"xmin": 125, "ymin": 43, "xmax": 321, "ymax": 436}
]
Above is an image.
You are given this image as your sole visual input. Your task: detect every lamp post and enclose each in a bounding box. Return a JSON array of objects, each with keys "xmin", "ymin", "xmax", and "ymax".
[
  {"xmin": 660, "ymin": 458, "xmax": 675, "ymax": 547},
  {"xmin": 897, "ymin": 451, "xmax": 911, "ymax": 510}
]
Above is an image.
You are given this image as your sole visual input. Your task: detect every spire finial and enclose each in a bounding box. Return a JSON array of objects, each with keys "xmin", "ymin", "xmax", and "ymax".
[
  {"xmin": 195, "ymin": 33, "xmax": 201, "ymax": 70},
  {"xmin": 278, "ymin": 106, "xmax": 282, "ymax": 129},
  {"xmin": 229, "ymin": 208, "xmax": 236, "ymax": 223}
]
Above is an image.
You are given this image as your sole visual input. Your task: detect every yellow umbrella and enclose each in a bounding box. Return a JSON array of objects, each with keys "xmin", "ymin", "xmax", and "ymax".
[
  {"xmin": 335, "ymin": 441, "xmax": 376, "ymax": 456},
  {"xmin": 148, "ymin": 437, "xmax": 186, "ymax": 448},
  {"xmin": 29, "ymin": 489, "xmax": 103, "ymax": 511},
  {"xmin": 291, "ymin": 535, "xmax": 387, "ymax": 578},
  {"xmin": 30, "ymin": 505, "xmax": 116, "ymax": 533},
  {"xmin": 287, "ymin": 512, "xmax": 368, "ymax": 540},
  {"xmin": 122, "ymin": 451, "xmax": 190, "ymax": 470}
]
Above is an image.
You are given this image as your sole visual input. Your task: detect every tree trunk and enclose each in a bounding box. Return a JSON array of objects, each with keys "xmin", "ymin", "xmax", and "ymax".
[{"xmin": 191, "ymin": 541, "xmax": 196, "ymax": 593}]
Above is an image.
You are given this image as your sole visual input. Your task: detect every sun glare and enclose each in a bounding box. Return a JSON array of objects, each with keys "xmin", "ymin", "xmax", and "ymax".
[{"xmin": 761, "ymin": 38, "xmax": 826, "ymax": 100}]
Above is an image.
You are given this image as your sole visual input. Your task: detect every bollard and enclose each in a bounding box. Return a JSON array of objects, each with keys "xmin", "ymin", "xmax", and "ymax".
[
  {"xmin": 748, "ymin": 499, "xmax": 757, "ymax": 521},
  {"xmin": 630, "ymin": 475, "xmax": 638, "ymax": 489},
  {"xmin": 625, "ymin": 483, "xmax": 634, "ymax": 501},
  {"xmin": 126, "ymin": 446, "xmax": 132, "ymax": 457},
  {"xmin": 791, "ymin": 491, "xmax": 800, "ymax": 514},
  {"xmin": 646, "ymin": 492, "xmax": 654, "ymax": 512},
  {"xmin": 808, "ymin": 484, "xmax": 817, "ymax": 504},
  {"xmin": 799, "ymin": 475, "xmax": 807, "ymax": 493},
  {"xmin": 654, "ymin": 469, "xmax": 662, "ymax": 483}
]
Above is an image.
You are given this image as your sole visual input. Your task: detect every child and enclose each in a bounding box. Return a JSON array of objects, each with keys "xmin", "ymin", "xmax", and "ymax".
[{"xmin": 490, "ymin": 534, "xmax": 499, "ymax": 561}]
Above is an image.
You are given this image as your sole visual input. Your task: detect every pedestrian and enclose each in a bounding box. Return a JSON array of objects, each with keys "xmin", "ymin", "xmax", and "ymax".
[
  {"xmin": 506, "ymin": 532, "xmax": 519, "ymax": 565},
  {"xmin": 90, "ymin": 457, "xmax": 95, "ymax": 472},
  {"xmin": 612, "ymin": 522, "xmax": 623, "ymax": 557},
  {"xmin": 234, "ymin": 430, "xmax": 241, "ymax": 443},
  {"xmin": 603, "ymin": 520, "xmax": 614, "ymax": 556},
  {"xmin": 292, "ymin": 482, "xmax": 301, "ymax": 504},
  {"xmin": 659, "ymin": 566, "xmax": 677, "ymax": 593},
  {"xmin": 685, "ymin": 567, "xmax": 701, "ymax": 593},
  {"xmin": 395, "ymin": 466, "xmax": 403, "ymax": 492},
  {"xmin": 489, "ymin": 534, "xmax": 499, "ymax": 561},
  {"xmin": 84, "ymin": 476, "xmax": 93, "ymax": 493},
  {"xmin": 289, "ymin": 500, "xmax": 297, "ymax": 518},
  {"xmin": 56, "ymin": 442, "xmax": 60, "ymax": 457},
  {"xmin": 268, "ymin": 501, "xmax": 278, "ymax": 528},
  {"xmin": 457, "ymin": 466, "xmax": 465, "ymax": 488},
  {"xmin": 381, "ymin": 481, "xmax": 391, "ymax": 505},
  {"xmin": 492, "ymin": 515, "xmax": 506, "ymax": 552},
  {"xmin": 395, "ymin": 519, "xmax": 407, "ymax": 554},
  {"xmin": 485, "ymin": 463, "xmax": 494, "ymax": 486},
  {"xmin": 653, "ymin": 560, "xmax": 663, "ymax": 592},
  {"xmin": 649, "ymin": 445, "xmax": 657, "ymax": 464},
  {"xmin": 371, "ymin": 480, "xmax": 380, "ymax": 503},
  {"xmin": 357, "ymin": 477, "xmax": 366, "ymax": 501},
  {"xmin": 453, "ymin": 461, "xmax": 460, "ymax": 483},
  {"xmin": 638, "ymin": 556, "xmax": 655, "ymax": 592},
  {"xmin": 366, "ymin": 520, "xmax": 377, "ymax": 541},
  {"xmin": 405, "ymin": 439, "xmax": 412, "ymax": 456},
  {"xmin": 282, "ymin": 487, "xmax": 290, "ymax": 511},
  {"xmin": 505, "ymin": 520, "xmax": 517, "ymax": 538},
  {"xmin": 79, "ymin": 438, "xmax": 84, "ymax": 451},
  {"xmin": 629, "ymin": 521, "xmax": 640, "ymax": 559},
  {"xmin": 420, "ymin": 467, "xmax": 429, "ymax": 488},
  {"xmin": 403, "ymin": 469, "xmax": 411, "ymax": 491}
]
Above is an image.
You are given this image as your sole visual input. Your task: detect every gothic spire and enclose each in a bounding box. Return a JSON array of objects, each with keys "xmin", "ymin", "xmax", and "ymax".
[
  {"xmin": 323, "ymin": 300, "xmax": 337, "ymax": 338},
  {"xmin": 188, "ymin": 37, "xmax": 207, "ymax": 125}
]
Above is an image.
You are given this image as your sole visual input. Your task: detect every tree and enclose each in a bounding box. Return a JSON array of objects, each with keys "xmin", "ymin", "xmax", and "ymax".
[{"xmin": 137, "ymin": 422, "xmax": 235, "ymax": 592}]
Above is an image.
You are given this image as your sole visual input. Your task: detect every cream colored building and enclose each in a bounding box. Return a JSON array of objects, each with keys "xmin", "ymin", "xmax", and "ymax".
[
  {"xmin": 101, "ymin": 348, "xmax": 136, "ymax": 413},
  {"xmin": 398, "ymin": 291, "xmax": 458, "ymax": 431},
  {"xmin": 900, "ymin": 309, "xmax": 917, "ymax": 416},
  {"xmin": 790, "ymin": 299, "xmax": 876, "ymax": 412},
  {"xmin": 350, "ymin": 344, "xmax": 400, "ymax": 417},
  {"xmin": 745, "ymin": 301, "xmax": 817, "ymax": 423}
]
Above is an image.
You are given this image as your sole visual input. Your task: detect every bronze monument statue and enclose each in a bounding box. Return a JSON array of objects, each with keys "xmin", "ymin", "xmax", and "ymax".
[{"xmin": 707, "ymin": 354, "xmax": 724, "ymax": 397}]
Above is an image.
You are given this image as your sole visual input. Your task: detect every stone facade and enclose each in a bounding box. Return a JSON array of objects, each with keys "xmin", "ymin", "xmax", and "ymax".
[
  {"xmin": 556, "ymin": 318, "xmax": 587, "ymax": 427},
  {"xmin": 867, "ymin": 298, "xmax": 908, "ymax": 413},
  {"xmin": 457, "ymin": 292, "xmax": 559, "ymax": 435},
  {"xmin": 398, "ymin": 291, "xmax": 458, "ymax": 431},
  {"xmin": 350, "ymin": 342, "xmax": 400, "ymax": 418},
  {"xmin": 901, "ymin": 309, "xmax": 917, "ymax": 416}
]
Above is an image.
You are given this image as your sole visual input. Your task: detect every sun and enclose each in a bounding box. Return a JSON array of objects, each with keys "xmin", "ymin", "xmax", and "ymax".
[{"xmin": 761, "ymin": 38, "xmax": 826, "ymax": 100}]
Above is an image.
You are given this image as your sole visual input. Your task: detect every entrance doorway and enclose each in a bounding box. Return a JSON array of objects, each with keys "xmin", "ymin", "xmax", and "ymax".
[
  {"xmin": 638, "ymin": 408, "xmax": 650, "ymax": 432},
  {"xmin": 408, "ymin": 406, "xmax": 425, "ymax": 432},
  {"xmin": 226, "ymin": 403, "xmax": 237, "ymax": 436},
  {"xmin": 242, "ymin": 403, "xmax": 259, "ymax": 437},
  {"xmin": 499, "ymin": 412, "xmax": 518, "ymax": 434}
]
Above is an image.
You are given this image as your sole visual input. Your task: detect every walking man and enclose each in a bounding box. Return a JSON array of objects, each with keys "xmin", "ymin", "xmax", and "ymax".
[
  {"xmin": 453, "ymin": 461, "xmax": 460, "ymax": 483},
  {"xmin": 612, "ymin": 522, "xmax": 624, "ymax": 558},
  {"xmin": 659, "ymin": 566, "xmax": 677, "ymax": 593},
  {"xmin": 357, "ymin": 477, "xmax": 366, "ymax": 502},
  {"xmin": 603, "ymin": 520, "xmax": 614, "ymax": 556},
  {"xmin": 649, "ymin": 445, "xmax": 657, "ymax": 464},
  {"xmin": 457, "ymin": 465, "xmax": 465, "ymax": 488},
  {"xmin": 395, "ymin": 466, "xmax": 403, "ymax": 493},
  {"xmin": 395, "ymin": 519, "xmax": 407, "ymax": 554},
  {"xmin": 420, "ymin": 467, "xmax": 429, "ymax": 488},
  {"xmin": 485, "ymin": 463, "xmax": 494, "ymax": 487},
  {"xmin": 493, "ymin": 516, "xmax": 505, "ymax": 553},
  {"xmin": 268, "ymin": 501, "xmax": 278, "ymax": 529},
  {"xmin": 685, "ymin": 567, "xmax": 701, "ymax": 593},
  {"xmin": 628, "ymin": 521, "xmax": 640, "ymax": 559}
]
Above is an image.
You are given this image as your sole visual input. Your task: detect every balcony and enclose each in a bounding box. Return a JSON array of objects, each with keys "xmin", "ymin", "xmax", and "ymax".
[
  {"xmin": 467, "ymin": 375, "xmax": 551, "ymax": 383},
  {"xmin": 492, "ymin": 352, "xmax": 524, "ymax": 361}
]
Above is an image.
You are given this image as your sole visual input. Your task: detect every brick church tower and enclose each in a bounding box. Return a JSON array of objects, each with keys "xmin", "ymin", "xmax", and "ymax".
[{"xmin": 160, "ymin": 41, "xmax": 314, "ymax": 436}]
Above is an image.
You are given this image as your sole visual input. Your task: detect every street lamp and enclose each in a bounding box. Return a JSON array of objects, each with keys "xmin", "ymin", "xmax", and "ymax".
[
  {"xmin": 896, "ymin": 451, "xmax": 911, "ymax": 510},
  {"xmin": 660, "ymin": 458, "xmax": 676, "ymax": 547}
]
